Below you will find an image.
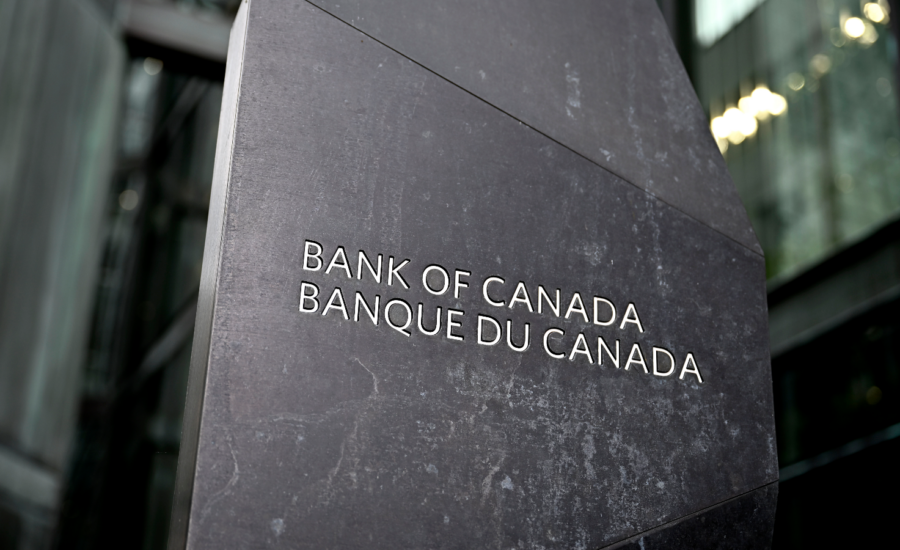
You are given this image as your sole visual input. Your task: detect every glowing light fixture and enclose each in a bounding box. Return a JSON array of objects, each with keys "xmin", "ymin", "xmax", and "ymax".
[
  {"xmin": 748, "ymin": 87, "xmax": 787, "ymax": 117},
  {"xmin": 767, "ymin": 93, "xmax": 787, "ymax": 116},
  {"xmin": 724, "ymin": 107, "xmax": 758, "ymax": 141},
  {"xmin": 738, "ymin": 96, "xmax": 759, "ymax": 117},
  {"xmin": 709, "ymin": 85, "xmax": 787, "ymax": 151},
  {"xmin": 749, "ymin": 87, "xmax": 770, "ymax": 120},
  {"xmin": 727, "ymin": 132, "xmax": 746, "ymax": 145},
  {"xmin": 710, "ymin": 116, "xmax": 730, "ymax": 140},
  {"xmin": 844, "ymin": 16, "xmax": 866, "ymax": 38},
  {"xmin": 751, "ymin": 87, "xmax": 771, "ymax": 103},
  {"xmin": 864, "ymin": 3, "xmax": 886, "ymax": 23}
]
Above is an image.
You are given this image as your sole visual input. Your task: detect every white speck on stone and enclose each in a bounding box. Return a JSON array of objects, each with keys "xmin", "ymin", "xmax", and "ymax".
[
  {"xmin": 297, "ymin": 435, "xmax": 304, "ymax": 442},
  {"xmin": 478, "ymin": 69, "xmax": 486, "ymax": 80},
  {"xmin": 271, "ymin": 518, "xmax": 285, "ymax": 536},
  {"xmin": 422, "ymin": 130, "xmax": 432, "ymax": 138},
  {"xmin": 444, "ymin": 515, "xmax": 450, "ymax": 524},
  {"xmin": 426, "ymin": 463, "xmax": 438, "ymax": 475},
  {"xmin": 657, "ymin": 481, "xmax": 665, "ymax": 489},
  {"xmin": 564, "ymin": 62, "xmax": 582, "ymax": 119},
  {"xmin": 501, "ymin": 475, "xmax": 514, "ymax": 490}
]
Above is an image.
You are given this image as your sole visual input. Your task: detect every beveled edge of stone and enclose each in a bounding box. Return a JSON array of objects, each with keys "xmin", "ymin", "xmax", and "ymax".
[
  {"xmin": 168, "ymin": 2, "xmax": 250, "ymax": 549},
  {"xmin": 300, "ymin": 0, "xmax": 762, "ymax": 256},
  {"xmin": 602, "ymin": 482, "xmax": 779, "ymax": 550}
]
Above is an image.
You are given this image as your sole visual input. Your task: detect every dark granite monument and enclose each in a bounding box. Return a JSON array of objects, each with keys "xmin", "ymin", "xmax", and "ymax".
[{"xmin": 169, "ymin": 1, "xmax": 778, "ymax": 548}]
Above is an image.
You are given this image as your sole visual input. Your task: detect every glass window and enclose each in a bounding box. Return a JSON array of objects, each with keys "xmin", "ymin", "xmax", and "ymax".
[
  {"xmin": 696, "ymin": 0, "xmax": 768, "ymax": 47},
  {"xmin": 695, "ymin": 0, "xmax": 900, "ymax": 279}
]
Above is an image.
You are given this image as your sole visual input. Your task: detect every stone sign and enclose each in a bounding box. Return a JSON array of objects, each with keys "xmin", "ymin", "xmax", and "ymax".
[{"xmin": 170, "ymin": 1, "xmax": 779, "ymax": 548}]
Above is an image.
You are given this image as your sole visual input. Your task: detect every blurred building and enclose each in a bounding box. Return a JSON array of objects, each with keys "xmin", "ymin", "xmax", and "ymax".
[
  {"xmin": 1, "ymin": 1, "xmax": 235, "ymax": 549},
  {"xmin": 664, "ymin": 0, "xmax": 900, "ymax": 546},
  {"xmin": 0, "ymin": 0, "xmax": 897, "ymax": 548}
]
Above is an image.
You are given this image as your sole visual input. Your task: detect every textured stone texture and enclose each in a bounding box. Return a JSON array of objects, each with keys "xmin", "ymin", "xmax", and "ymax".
[
  {"xmin": 175, "ymin": 1, "xmax": 778, "ymax": 548},
  {"xmin": 304, "ymin": 0, "xmax": 761, "ymax": 253},
  {"xmin": 607, "ymin": 483, "xmax": 778, "ymax": 549}
]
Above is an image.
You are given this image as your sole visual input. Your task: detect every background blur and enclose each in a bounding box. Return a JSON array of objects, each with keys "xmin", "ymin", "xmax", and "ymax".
[{"xmin": 0, "ymin": 0, "xmax": 897, "ymax": 548}]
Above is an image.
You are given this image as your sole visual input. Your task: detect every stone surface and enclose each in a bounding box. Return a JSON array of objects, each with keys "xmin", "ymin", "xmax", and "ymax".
[
  {"xmin": 304, "ymin": 0, "xmax": 761, "ymax": 253},
  {"xmin": 608, "ymin": 483, "xmax": 778, "ymax": 549},
  {"xmin": 173, "ymin": 1, "xmax": 778, "ymax": 549}
]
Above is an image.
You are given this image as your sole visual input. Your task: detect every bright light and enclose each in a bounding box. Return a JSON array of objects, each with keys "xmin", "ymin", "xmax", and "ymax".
[
  {"xmin": 739, "ymin": 87, "xmax": 787, "ymax": 120},
  {"xmin": 711, "ymin": 116, "xmax": 730, "ymax": 140},
  {"xmin": 711, "ymin": 85, "xmax": 788, "ymax": 148},
  {"xmin": 737, "ymin": 87, "xmax": 776, "ymax": 119},
  {"xmin": 768, "ymin": 93, "xmax": 788, "ymax": 116},
  {"xmin": 722, "ymin": 108, "xmax": 743, "ymax": 131},
  {"xmin": 750, "ymin": 87, "xmax": 772, "ymax": 119},
  {"xmin": 739, "ymin": 114, "xmax": 758, "ymax": 136},
  {"xmin": 717, "ymin": 138, "xmax": 729, "ymax": 155},
  {"xmin": 864, "ymin": 3, "xmax": 886, "ymax": 23},
  {"xmin": 738, "ymin": 96, "xmax": 759, "ymax": 117},
  {"xmin": 751, "ymin": 87, "xmax": 772, "ymax": 103},
  {"xmin": 724, "ymin": 107, "xmax": 758, "ymax": 137},
  {"xmin": 710, "ymin": 110, "xmax": 752, "ymax": 145},
  {"xmin": 844, "ymin": 17, "xmax": 866, "ymax": 38}
]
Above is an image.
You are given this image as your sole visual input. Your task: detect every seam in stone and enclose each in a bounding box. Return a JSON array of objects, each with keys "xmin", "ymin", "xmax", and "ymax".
[
  {"xmin": 300, "ymin": 0, "xmax": 764, "ymax": 259},
  {"xmin": 596, "ymin": 480, "xmax": 779, "ymax": 549}
]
